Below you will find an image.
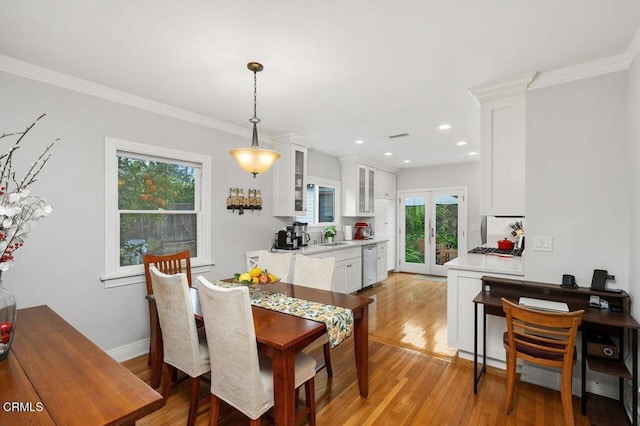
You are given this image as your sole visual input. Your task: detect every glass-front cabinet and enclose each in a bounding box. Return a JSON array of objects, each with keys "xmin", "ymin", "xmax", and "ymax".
[
  {"xmin": 341, "ymin": 157, "xmax": 375, "ymax": 217},
  {"xmin": 272, "ymin": 134, "xmax": 310, "ymax": 217}
]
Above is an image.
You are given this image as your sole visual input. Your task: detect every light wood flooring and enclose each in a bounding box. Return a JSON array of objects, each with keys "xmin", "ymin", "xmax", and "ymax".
[{"xmin": 123, "ymin": 272, "xmax": 618, "ymax": 425}]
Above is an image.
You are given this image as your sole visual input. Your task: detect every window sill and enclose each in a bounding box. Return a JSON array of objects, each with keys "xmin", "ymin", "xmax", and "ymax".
[{"xmin": 100, "ymin": 261, "xmax": 214, "ymax": 289}]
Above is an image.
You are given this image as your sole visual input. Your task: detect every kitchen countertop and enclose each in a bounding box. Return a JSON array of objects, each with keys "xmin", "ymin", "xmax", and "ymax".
[
  {"xmin": 271, "ymin": 239, "xmax": 388, "ymax": 256},
  {"xmin": 445, "ymin": 252, "xmax": 524, "ymax": 276}
]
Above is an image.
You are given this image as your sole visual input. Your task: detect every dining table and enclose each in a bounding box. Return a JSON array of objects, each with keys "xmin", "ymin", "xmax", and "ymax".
[{"xmin": 148, "ymin": 279, "xmax": 374, "ymax": 426}]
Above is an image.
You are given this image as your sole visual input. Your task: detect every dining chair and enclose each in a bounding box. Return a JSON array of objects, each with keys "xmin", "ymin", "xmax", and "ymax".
[
  {"xmin": 196, "ymin": 276, "xmax": 317, "ymax": 426},
  {"xmin": 501, "ymin": 298, "xmax": 584, "ymax": 426},
  {"xmin": 246, "ymin": 249, "xmax": 294, "ymax": 282},
  {"xmin": 149, "ymin": 266, "xmax": 210, "ymax": 426},
  {"xmin": 292, "ymin": 253, "xmax": 337, "ymax": 376},
  {"xmin": 143, "ymin": 250, "xmax": 193, "ymax": 388}
]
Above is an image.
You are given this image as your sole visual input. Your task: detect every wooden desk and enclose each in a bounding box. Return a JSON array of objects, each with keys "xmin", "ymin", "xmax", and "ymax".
[
  {"xmin": 0, "ymin": 306, "xmax": 163, "ymax": 426},
  {"xmin": 149, "ymin": 281, "xmax": 373, "ymax": 426},
  {"xmin": 473, "ymin": 276, "xmax": 639, "ymax": 425}
]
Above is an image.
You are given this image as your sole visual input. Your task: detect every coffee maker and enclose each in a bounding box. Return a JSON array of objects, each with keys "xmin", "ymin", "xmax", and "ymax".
[
  {"xmin": 292, "ymin": 221, "xmax": 310, "ymax": 247},
  {"xmin": 274, "ymin": 227, "xmax": 298, "ymax": 250}
]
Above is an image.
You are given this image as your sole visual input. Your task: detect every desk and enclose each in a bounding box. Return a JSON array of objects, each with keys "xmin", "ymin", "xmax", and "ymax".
[
  {"xmin": 0, "ymin": 306, "xmax": 163, "ymax": 426},
  {"xmin": 149, "ymin": 281, "xmax": 373, "ymax": 426},
  {"xmin": 472, "ymin": 276, "xmax": 639, "ymax": 425}
]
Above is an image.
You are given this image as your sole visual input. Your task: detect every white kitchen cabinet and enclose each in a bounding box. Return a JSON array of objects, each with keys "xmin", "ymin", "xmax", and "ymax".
[
  {"xmin": 341, "ymin": 158, "xmax": 375, "ymax": 216},
  {"xmin": 374, "ymin": 198, "xmax": 397, "ymax": 272},
  {"xmin": 446, "ymin": 268, "xmax": 509, "ymax": 362},
  {"xmin": 374, "ymin": 169, "xmax": 396, "ymax": 200},
  {"xmin": 376, "ymin": 242, "xmax": 388, "ymax": 282},
  {"xmin": 306, "ymin": 247, "xmax": 361, "ymax": 294},
  {"xmin": 272, "ymin": 134, "xmax": 310, "ymax": 217},
  {"xmin": 469, "ymin": 73, "xmax": 535, "ymax": 217}
]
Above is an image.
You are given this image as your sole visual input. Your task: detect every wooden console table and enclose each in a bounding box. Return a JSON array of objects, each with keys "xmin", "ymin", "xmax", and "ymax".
[
  {"xmin": 473, "ymin": 276, "xmax": 639, "ymax": 426},
  {"xmin": 0, "ymin": 306, "xmax": 163, "ymax": 425}
]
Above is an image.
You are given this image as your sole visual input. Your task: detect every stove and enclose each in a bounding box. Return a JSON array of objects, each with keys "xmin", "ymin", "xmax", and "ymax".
[{"xmin": 468, "ymin": 246, "xmax": 523, "ymax": 257}]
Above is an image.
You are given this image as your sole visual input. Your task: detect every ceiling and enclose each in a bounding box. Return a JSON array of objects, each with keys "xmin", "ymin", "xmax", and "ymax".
[{"xmin": 1, "ymin": 1, "xmax": 639, "ymax": 169}]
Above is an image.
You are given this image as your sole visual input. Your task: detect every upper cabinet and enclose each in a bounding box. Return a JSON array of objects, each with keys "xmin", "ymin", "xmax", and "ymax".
[
  {"xmin": 469, "ymin": 72, "xmax": 536, "ymax": 216},
  {"xmin": 272, "ymin": 133, "xmax": 310, "ymax": 217},
  {"xmin": 341, "ymin": 158, "xmax": 375, "ymax": 216},
  {"xmin": 374, "ymin": 169, "xmax": 396, "ymax": 200}
]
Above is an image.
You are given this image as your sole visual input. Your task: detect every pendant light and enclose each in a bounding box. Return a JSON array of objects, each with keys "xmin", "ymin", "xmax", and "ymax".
[{"xmin": 229, "ymin": 62, "xmax": 281, "ymax": 177}]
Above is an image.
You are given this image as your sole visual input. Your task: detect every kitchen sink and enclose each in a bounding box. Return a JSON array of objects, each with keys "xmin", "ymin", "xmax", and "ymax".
[{"xmin": 319, "ymin": 242, "xmax": 351, "ymax": 247}]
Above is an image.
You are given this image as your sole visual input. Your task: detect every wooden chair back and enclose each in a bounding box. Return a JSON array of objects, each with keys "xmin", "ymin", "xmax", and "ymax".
[
  {"xmin": 502, "ymin": 298, "xmax": 584, "ymax": 368},
  {"xmin": 144, "ymin": 250, "xmax": 192, "ymax": 295}
]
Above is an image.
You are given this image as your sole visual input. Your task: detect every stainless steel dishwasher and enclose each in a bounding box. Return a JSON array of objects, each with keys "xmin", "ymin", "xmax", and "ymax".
[{"xmin": 362, "ymin": 244, "xmax": 377, "ymax": 290}]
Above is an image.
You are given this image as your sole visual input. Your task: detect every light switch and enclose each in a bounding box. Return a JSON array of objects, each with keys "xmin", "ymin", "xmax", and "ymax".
[{"xmin": 533, "ymin": 236, "xmax": 553, "ymax": 252}]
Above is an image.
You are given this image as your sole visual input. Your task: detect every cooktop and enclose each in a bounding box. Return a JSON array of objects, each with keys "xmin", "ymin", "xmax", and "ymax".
[{"xmin": 468, "ymin": 246, "xmax": 524, "ymax": 257}]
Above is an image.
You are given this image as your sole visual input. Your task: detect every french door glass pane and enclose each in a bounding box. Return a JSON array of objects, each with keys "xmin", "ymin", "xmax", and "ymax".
[
  {"xmin": 404, "ymin": 196, "xmax": 426, "ymax": 264},
  {"xmin": 120, "ymin": 213, "xmax": 197, "ymax": 266},
  {"xmin": 434, "ymin": 195, "xmax": 459, "ymax": 265}
]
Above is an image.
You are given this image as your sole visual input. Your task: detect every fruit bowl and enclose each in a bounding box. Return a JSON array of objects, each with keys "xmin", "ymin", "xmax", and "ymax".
[{"xmin": 234, "ymin": 267, "xmax": 279, "ymax": 285}]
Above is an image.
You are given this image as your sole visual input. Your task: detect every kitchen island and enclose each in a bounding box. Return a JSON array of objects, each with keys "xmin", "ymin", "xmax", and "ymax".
[{"xmin": 445, "ymin": 251, "xmax": 524, "ymax": 364}]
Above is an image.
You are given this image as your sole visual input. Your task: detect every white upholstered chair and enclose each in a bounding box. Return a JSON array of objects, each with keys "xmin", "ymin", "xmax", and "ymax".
[
  {"xmin": 149, "ymin": 266, "xmax": 210, "ymax": 426},
  {"xmin": 292, "ymin": 254, "xmax": 337, "ymax": 376},
  {"xmin": 196, "ymin": 276, "xmax": 317, "ymax": 425},
  {"xmin": 245, "ymin": 249, "xmax": 294, "ymax": 282}
]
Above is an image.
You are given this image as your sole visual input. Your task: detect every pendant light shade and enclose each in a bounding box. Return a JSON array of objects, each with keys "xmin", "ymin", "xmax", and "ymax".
[{"xmin": 229, "ymin": 62, "xmax": 280, "ymax": 178}]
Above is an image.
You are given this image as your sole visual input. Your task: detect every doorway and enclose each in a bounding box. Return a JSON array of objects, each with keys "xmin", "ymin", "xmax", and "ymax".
[{"xmin": 398, "ymin": 188, "xmax": 466, "ymax": 276}]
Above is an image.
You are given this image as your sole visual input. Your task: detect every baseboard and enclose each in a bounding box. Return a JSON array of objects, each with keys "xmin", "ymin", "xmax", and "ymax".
[
  {"xmin": 106, "ymin": 338, "xmax": 150, "ymax": 363},
  {"xmin": 520, "ymin": 363, "xmax": 618, "ymax": 399}
]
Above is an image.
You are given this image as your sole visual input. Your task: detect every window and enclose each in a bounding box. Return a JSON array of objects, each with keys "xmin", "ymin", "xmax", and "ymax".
[
  {"xmin": 296, "ymin": 177, "xmax": 340, "ymax": 226},
  {"xmin": 103, "ymin": 138, "xmax": 211, "ymax": 287}
]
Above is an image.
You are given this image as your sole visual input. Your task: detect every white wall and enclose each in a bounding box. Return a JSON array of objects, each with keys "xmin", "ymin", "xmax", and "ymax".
[
  {"xmin": 397, "ymin": 161, "xmax": 482, "ymax": 249},
  {"xmin": 525, "ymin": 71, "xmax": 629, "ymax": 288},
  {"xmin": 307, "ymin": 148, "xmax": 341, "ymax": 180},
  {"xmin": 629, "ymin": 53, "xmax": 640, "ymax": 319},
  {"xmin": 0, "ymin": 71, "xmax": 287, "ymax": 353}
]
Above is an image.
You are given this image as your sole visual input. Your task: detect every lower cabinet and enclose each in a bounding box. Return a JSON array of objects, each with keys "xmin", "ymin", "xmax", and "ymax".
[
  {"xmin": 376, "ymin": 242, "xmax": 388, "ymax": 282},
  {"xmin": 307, "ymin": 247, "xmax": 362, "ymax": 294}
]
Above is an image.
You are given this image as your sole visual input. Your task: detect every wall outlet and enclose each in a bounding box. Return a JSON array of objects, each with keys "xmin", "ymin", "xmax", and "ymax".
[{"xmin": 533, "ymin": 236, "xmax": 553, "ymax": 252}]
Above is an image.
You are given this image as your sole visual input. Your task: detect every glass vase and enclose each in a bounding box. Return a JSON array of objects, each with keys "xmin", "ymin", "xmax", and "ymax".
[{"xmin": 0, "ymin": 281, "xmax": 17, "ymax": 361}]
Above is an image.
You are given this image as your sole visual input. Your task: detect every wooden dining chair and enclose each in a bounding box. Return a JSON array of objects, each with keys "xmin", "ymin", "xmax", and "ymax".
[
  {"xmin": 502, "ymin": 298, "xmax": 584, "ymax": 426},
  {"xmin": 149, "ymin": 266, "xmax": 210, "ymax": 426},
  {"xmin": 196, "ymin": 276, "xmax": 317, "ymax": 426},
  {"xmin": 292, "ymin": 254, "xmax": 337, "ymax": 376},
  {"xmin": 143, "ymin": 250, "xmax": 193, "ymax": 388}
]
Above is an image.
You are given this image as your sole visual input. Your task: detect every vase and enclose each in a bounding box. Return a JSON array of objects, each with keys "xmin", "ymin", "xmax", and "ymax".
[
  {"xmin": 326, "ymin": 236, "xmax": 333, "ymax": 243},
  {"xmin": 0, "ymin": 281, "xmax": 16, "ymax": 362}
]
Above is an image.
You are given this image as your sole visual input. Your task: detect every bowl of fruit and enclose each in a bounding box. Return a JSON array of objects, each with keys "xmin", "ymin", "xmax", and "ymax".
[{"xmin": 234, "ymin": 267, "xmax": 279, "ymax": 285}]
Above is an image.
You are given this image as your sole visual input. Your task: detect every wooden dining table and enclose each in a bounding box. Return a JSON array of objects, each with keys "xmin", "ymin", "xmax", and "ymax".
[
  {"xmin": 148, "ymin": 280, "xmax": 374, "ymax": 426},
  {"xmin": 0, "ymin": 306, "xmax": 163, "ymax": 426}
]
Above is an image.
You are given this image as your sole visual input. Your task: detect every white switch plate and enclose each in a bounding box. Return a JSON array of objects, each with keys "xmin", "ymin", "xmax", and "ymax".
[{"xmin": 533, "ymin": 236, "xmax": 553, "ymax": 252}]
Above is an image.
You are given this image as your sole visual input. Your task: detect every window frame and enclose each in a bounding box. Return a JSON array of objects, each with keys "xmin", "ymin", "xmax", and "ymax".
[
  {"xmin": 296, "ymin": 176, "xmax": 341, "ymax": 228},
  {"xmin": 102, "ymin": 137, "xmax": 212, "ymax": 288}
]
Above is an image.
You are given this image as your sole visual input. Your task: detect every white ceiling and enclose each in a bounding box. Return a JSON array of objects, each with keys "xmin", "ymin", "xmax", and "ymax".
[{"xmin": 1, "ymin": 1, "xmax": 639, "ymax": 169}]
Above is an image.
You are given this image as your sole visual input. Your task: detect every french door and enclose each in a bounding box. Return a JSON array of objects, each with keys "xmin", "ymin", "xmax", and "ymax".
[{"xmin": 398, "ymin": 188, "xmax": 466, "ymax": 276}]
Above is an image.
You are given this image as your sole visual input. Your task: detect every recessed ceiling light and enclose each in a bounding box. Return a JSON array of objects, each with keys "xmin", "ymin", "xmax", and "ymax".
[
  {"xmin": 355, "ymin": 140, "xmax": 364, "ymax": 144},
  {"xmin": 403, "ymin": 160, "xmax": 411, "ymax": 163},
  {"xmin": 438, "ymin": 123, "xmax": 451, "ymax": 130},
  {"xmin": 468, "ymin": 151, "xmax": 478, "ymax": 156},
  {"xmin": 384, "ymin": 152, "xmax": 392, "ymax": 156},
  {"xmin": 457, "ymin": 141, "xmax": 467, "ymax": 146}
]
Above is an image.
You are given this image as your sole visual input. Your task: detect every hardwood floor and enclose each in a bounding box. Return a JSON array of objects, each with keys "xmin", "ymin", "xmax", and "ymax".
[{"xmin": 123, "ymin": 272, "xmax": 600, "ymax": 425}]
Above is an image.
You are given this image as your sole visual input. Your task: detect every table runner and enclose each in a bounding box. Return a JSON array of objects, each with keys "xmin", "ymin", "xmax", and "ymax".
[{"xmin": 213, "ymin": 281, "xmax": 354, "ymax": 348}]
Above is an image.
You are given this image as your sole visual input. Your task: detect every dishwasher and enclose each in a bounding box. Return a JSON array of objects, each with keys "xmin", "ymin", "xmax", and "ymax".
[{"xmin": 361, "ymin": 244, "xmax": 377, "ymax": 290}]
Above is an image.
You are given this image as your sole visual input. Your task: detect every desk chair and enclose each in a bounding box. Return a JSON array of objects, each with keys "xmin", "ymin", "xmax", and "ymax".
[
  {"xmin": 196, "ymin": 276, "xmax": 316, "ymax": 426},
  {"xmin": 292, "ymin": 254, "xmax": 337, "ymax": 377},
  {"xmin": 144, "ymin": 250, "xmax": 193, "ymax": 388},
  {"xmin": 502, "ymin": 298, "xmax": 584, "ymax": 426},
  {"xmin": 149, "ymin": 267, "xmax": 210, "ymax": 426},
  {"xmin": 246, "ymin": 249, "xmax": 294, "ymax": 282}
]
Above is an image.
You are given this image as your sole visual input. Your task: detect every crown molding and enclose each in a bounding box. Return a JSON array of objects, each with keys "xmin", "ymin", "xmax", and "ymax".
[
  {"xmin": 529, "ymin": 53, "xmax": 629, "ymax": 90},
  {"xmin": 468, "ymin": 72, "xmax": 537, "ymax": 103},
  {"xmin": 0, "ymin": 54, "xmax": 258, "ymax": 139}
]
